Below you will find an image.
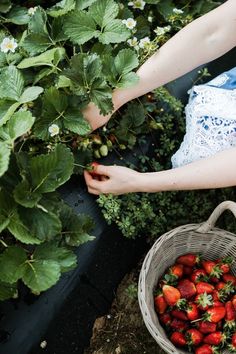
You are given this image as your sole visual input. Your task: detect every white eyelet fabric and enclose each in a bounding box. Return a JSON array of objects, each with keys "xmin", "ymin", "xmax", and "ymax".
[{"xmin": 171, "ymin": 67, "xmax": 236, "ymax": 168}]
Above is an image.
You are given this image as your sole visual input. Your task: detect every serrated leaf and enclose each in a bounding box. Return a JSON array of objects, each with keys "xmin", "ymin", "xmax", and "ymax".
[
  {"xmin": 22, "ymin": 33, "xmax": 52, "ymax": 55},
  {"xmin": 0, "ymin": 65, "xmax": 24, "ymax": 101},
  {"xmin": 0, "ymin": 214, "xmax": 9, "ymax": 233},
  {"xmin": 76, "ymin": 0, "xmax": 96, "ymax": 10},
  {"xmin": 0, "ymin": 281, "xmax": 17, "ymax": 301},
  {"xmin": 51, "ymin": 17, "xmax": 68, "ymax": 42},
  {"xmin": 60, "ymin": 204, "xmax": 95, "ymax": 246},
  {"xmin": 43, "ymin": 86, "xmax": 68, "ymax": 115},
  {"xmin": 30, "ymin": 144, "xmax": 74, "ymax": 193},
  {"xmin": 73, "ymin": 148, "xmax": 92, "ymax": 174},
  {"xmin": 116, "ymin": 72, "xmax": 139, "ymax": 88},
  {"xmin": 19, "ymin": 207, "xmax": 62, "ymax": 241},
  {"xmin": 56, "ymin": 75, "xmax": 72, "ymax": 89},
  {"xmin": 47, "ymin": 0, "xmax": 76, "ymax": 17},
  {"xmin": 0, "ymin": 142, "xmax": 11, "ymax": 177},
  {"xmin": 5, "ymin": 6, "xmax": 30, "ymax": 25},
  {"xmin": 34, "ymin": 243, "xmax": 77, "ymax": 272},
  {"xmin": 22, "ymin": 259, "xmax": 61, "ymax": 292},
  {"xmin": 8, "ymin": 110, "xmax": 35, "ymax": 140},
  {"xmin": 18, "ymin": 47, "xmax": 65, "ymax": 69},
  {"xmin": 98, "ymin": 19, "xmax": 130, "ymax": 44},
  {"xmin": 19, "ymin": 86, "xmax": 44, "ymax": 103},
  {"xmin": 89, "ymin": 79, "xmax": 113, "ymax": 115},
  {"xmin": 13, "ymin": 179, "xmax": 41, "ymax": 208},
  {"xmin": 0, "ymin": 246, "xmax": 27, "ymax": 284},
  {"xmin": 89, "ymin": 0, "xmax": 119, "ymax": 28},
  {"xmin": 28, "ymin": 7, "xmax": 48, "ymax": 35},
  {"xmin": 0, "ymin": 102, "xmax": 21, "ymax": 128},
  {"xmin": 63, "ymin": 10, "xmax": 99, "ymax": 45},
  {"xmin": 114, "ymin": 49, "xmax": 139, "ymax": 75},
  {"xmin": 64, "ymin": 109, "xmax": 91, "ymax": 135},
  {"xmin": 121, "ymin": 102, "xmax": 145, "ymax": 128},
  {"xmin": 8, "ymin": 211, "xmax": 42, "ymax": 245}
]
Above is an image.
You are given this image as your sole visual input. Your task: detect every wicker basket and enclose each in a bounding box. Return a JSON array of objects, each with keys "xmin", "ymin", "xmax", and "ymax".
[{"xmin": 138, "ymin": 200, "xmax": 236, "ymax": 354}]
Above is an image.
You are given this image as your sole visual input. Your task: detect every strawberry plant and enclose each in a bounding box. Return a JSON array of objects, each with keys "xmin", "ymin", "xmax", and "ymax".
[{"xmin": 0, "ymin": 0, "xmax": 222, "ymax": 301}]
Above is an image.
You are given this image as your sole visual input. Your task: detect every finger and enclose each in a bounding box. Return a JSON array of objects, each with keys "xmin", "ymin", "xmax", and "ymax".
[
  {"xmin": 84, "ymin": 170, "xmax": 106, "ymax": 189},
  {"xmin": 83, "ymin": 170, "xmax": 94, "ymax": 184},
  {"xmin": 87, "ymin": 187, "xmax": 100, "ymax": 195},
  {"xmin": 95, "ymin": 164, "xmax": 112, "ymax": 177}
]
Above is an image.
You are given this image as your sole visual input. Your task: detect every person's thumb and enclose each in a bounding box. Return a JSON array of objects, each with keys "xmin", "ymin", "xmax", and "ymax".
[{"xmin": 95, "ymin": 164, "xmax": 111, "ymax": 177}]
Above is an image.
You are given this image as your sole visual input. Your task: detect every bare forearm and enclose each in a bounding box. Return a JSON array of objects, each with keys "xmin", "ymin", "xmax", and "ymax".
[
  {"xmin": 114, "ymin": 0, "xmax": 236, "ymax": 108},
  {"xmin": 138, "ymin": 147, "xmax": 236, "ymax": 193}
]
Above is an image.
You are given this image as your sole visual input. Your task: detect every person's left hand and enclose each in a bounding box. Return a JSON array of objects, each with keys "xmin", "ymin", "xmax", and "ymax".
[{"xmin": 83, "ymin": 164, "xmax": 142, "ymax": 195}]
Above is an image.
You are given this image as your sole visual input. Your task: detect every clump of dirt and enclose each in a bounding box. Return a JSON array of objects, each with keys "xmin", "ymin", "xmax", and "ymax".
[{"xmin": 84, "ymin": 265, "xmax": 165, "ymax": 354}]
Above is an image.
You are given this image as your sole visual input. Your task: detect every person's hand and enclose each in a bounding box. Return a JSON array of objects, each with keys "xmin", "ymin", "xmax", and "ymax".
[
  {"xmin": 84, "ymin": 164, "xmax": 143, "ymax": 195},
  {"xmin": 82, "ymin": 102, "xmax": 113, "ymax": 131}
]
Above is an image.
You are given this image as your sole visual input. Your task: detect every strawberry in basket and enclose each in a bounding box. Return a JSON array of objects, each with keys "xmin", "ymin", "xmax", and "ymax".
[{"xmin": 154, "ymin": 252, "xmax": 236, "ymax": 353}]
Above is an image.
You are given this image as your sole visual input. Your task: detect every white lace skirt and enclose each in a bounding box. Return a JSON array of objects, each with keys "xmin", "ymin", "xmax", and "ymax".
[{"xmin": 171, "ymin": 69, "xmax": 236, "ymax": 168}]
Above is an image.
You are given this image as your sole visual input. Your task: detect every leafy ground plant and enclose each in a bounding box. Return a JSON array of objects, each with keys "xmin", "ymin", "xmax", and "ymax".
[{"xmin": 0, "ymin": 0, "xmax": 221, "ymax": 300}]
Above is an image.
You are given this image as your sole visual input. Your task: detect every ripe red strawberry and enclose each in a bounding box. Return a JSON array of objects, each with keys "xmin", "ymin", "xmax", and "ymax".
[
  {"xmin": 185, "ymin": 328, "xmax": 203, "ymax": 346},
  {"xmin": 195, "ymin": 293, "xmax": 213, "ymax": 311},
  {"xmin": 203, "ymin": 331, "xmax": 226, "ymax": 346},
  {"xmin": 162, "ymin": 285, "xmax": 181, "ymax": 306},
  {"xmin": 216, "ymin": 281, "xmax": 235, "ymax": 296},
  {"xmin": 171, "ymin": 309, "xmax": 188, "ymax": 321},
  {"xmin": 224, "ymin": 300, "xmax": 236, "ymax": 330},
  {"xmin": 197, "ymin": 321, "xmax": 217, "ymax": 334},
  {"xmin": 186, "ymin": 302, "xmax": 200, "ymax": 321},
  {"xmin": 195, "ymin": 344, "xmax": 219, "ymax": 354},
  {"xmin": 216, "ymin": 256, "xmax": 233, "ymax": 274},
  {"xmin": 183, "ymin": 266, "xmax": 193, "ymax": 276},
  {"xmin": 170, "ymin": 318, "xmax": 188, "ymax": 331},
  {"xmin": 212, "ymin": 300, "xmax": 224, "ymax": 307},
  {"xmin": 159, "ymin": 313, "xmax": 172, "ymax": 327},
  {"xmin": 169, "ymin": 264, "xmax": 184, "ymax": 279},
  {"xmin": 215, "ymin": 282, "xmax": 227, "ymax": 291},
  {"xmin": 222, "ymin": 273, "xmax": 236, "ymax": 285},
  {"xmin": 154, "ymin": 292, "xmax": 167, "ymax": 314},
  {"xmin": 232, "ymin": 295, "xmax": 236, "ymax": 311},
  {"xmin": 89, "ymin": 162, "xmax": 100, "ymax": 177},
  {"xmin": 177, "ymin": 279, "xmax": 197, "ymax": 299},
  {"xmin": 228, "ymin": 332, "xmax": 236, "ymax": 351},
  {"xmin": 203, "ymin": 306, "xmax": 226, "ymax": 323},
  {"xmin": 191, "ymin": 269, "xmax": 208, "ymax": 284},
  {"xmin": 202, "ymin": 260, "xmax": 222, "ymax": 279},
  {"xmin": 176, "ymin": 253, "xmax": 200, "ymax": 267},
  {"xmin": 196, "ymin": 282, "xmax": 214, "ymax": 294},
  {"xmin": 170, "ymin": 332, "xmax": 187, "ymax": 347}
]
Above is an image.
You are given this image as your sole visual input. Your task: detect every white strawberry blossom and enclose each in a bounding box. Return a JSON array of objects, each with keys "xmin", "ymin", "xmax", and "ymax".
[
  {"xmin": 139, "ymin": 36, "xmax": 151, "ymax": 49},
  {"xmin": 48, "ymin": 124, "xmax": 60, "ymax": 137},
  {"xmin": 28, "ymin": 7, "xmax": 38, "ymax": 15},
  {"xmin": 173, "ymin": 8, "xmax": 184, "ymax": 15},
  {"xmin": 127, "ymin": 37, "xmax": 139, "ymax": 50},
  {"xmin": 148, "ymin": 16, "xmax": 153, "ymax": 23},
  {"xmin": 0, "ymin": 37, "xmax": 18, "ymax": 53},
  {"xmin": 122, "ymin": 18, "xmax": 137, "ymax": 30},
  {"xmin": 154, "ymin": 26, "xmax": 171, "ymax": 36},
  {"xmin": 128, "ymin": 0, "xmax": 146, "ymax": 10}
]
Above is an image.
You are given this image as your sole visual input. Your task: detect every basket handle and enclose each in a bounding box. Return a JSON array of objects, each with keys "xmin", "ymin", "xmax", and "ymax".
[{"xmin": 197, "ymin": 200, "xmax": 236, "ymax": 233}]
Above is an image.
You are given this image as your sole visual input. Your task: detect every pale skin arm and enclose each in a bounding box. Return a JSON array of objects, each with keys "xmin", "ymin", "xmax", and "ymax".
[
  {"xmin": 83, "ymin": 0, "xmax": 236, "ymax": 130},
  {"xmin": 84, "ymin": 147, "xmax": 236, "ymax": 195},
  {"xmin": 83, "ymin": 0, "xmax": 236, "ymax": 195}
]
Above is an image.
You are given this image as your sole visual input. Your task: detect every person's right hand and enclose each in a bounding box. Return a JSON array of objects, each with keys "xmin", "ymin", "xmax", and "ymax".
[{"xmin": 82, "ymin": 102, "xmax": 113, "ymax": 131}]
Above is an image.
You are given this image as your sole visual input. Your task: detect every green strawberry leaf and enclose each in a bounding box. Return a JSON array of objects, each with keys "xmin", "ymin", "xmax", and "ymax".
[
  {"xmin": 47, "ymin": 0, "xmax": 76, "ymax": 17},
  {"xmin": 63, "ymin": 109, "xmax": 91, "ymax": 135},
  {"xmin": 89, "ymin": 78, "xmax": 113, "ymax": 115},
  {"xmin": 0, "ymin": 0, "xmax": 12, "ymax": 13},
  {"xmin": 0, "ymin": 281, "xmax": 18, "ymax": 301},
  {"xmin": 114, "ymin": 49, "xmax": 139, "ymax": 76},
  {"xmin": 21, "ymin": 33, "xmax": 53, "ymax": 55},
  {"xmin": 116, "ymin": 72, "xmax": 139, "ymax": 88},
  {"xmin": 5, "ymin": 6, "xmax": 30, "ymax": 25},
  {"xmin": 19, "ymin": 206, "xmax": 62, "ymax": 241},
  {"xmin": 0, "ymin": 246, "xmax": 27, "ymax": 284},
  {"xmin": 76, "ymin": 0, "xmax": 96, "ymax": 10},
  {"xmin": 28, "ymin": 7, "xmax": 48, "ymax": 35},
  {"xmin": 98, "ymin": 19, "xmax": 130, "ymax": 44},
  {"xmin": 34, "ymin": 242, "xmax": 77, "ymax": 272},
  {"xmin": 8, "ymin": 211, "xmax": 42, "ymax": 245},
  {"xmin": 13, "ymin": 179, "xmax": 42, "ymax": 208},
  {"xmin": 8, "ymin": 110, "xmax": 35, "ymax": 140},
  {"xmin": 0, "ymin": 142, "xmax": 11, "ymax": 177},
  {"xmin": 63, "ymin": 9, "xmax": 99, "ymax": 45},
  {"xmin": 88, "ymin": 0, "xmax": 119, "ymax": 28},
  {"xmin": 0, "ymin": 65, "xmax": 24, "ymax": 101},
  {"xmin": 19, "ymin": 86, "xmax": 44, "ymax": 103},
  {"xmin": 22, "ymin": 259, "xmax": 61, "ymax": 292},
  {"xmin": 30, "ymin": 144, "xmax": 74, "ymax": 193},
  {"xmin": 18, "ymin": 47, "xmax": 65, "ymax": 68}
]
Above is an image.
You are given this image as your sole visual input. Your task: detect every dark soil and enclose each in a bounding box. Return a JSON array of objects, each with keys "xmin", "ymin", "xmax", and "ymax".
[{"xmin": 84, "ymin": 262, "xmax": 165, "ymax": 354}]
